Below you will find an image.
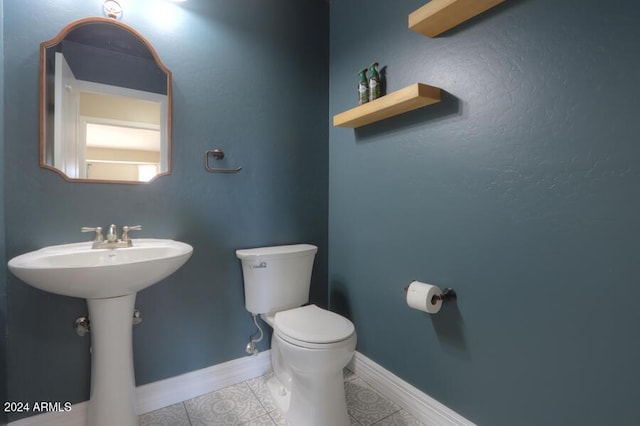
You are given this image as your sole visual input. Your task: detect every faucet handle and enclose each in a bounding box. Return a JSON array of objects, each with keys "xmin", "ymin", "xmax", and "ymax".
[
  {"xmin": 81, "ymin": 226, "xmax": 104, "ymax": 242},
  {"xmin": 121, "ymin": 225, "xmax": 142, "ymax": 241}
]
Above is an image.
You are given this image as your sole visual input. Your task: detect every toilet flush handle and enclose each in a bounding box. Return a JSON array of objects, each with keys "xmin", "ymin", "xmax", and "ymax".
[{"xmin": 250, "ymin": 262, "xmax": 267, "ymax": 269}]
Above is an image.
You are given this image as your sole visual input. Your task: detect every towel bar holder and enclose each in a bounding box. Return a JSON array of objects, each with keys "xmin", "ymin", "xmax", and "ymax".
[{"xmin": 205, "ymin": 149, "xmax": 242, "ymax": 173}]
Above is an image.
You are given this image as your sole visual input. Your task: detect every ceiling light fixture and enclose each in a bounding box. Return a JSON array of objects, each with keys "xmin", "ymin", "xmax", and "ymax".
[{"xmin": 103, "ymin": 0, "xmax": 123, "ymax": 20}]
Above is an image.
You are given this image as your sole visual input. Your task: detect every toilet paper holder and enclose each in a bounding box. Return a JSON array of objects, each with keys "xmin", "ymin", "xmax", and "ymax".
[{"xmin": 404, "ymin": 284, "xmax": 457, "ymax": 305}]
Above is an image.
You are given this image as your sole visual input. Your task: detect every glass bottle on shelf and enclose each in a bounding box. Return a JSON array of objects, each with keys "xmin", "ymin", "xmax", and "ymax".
[
  {"xmin": 368, "ymin": 62, "xmax": 381, "ymax": 102},
  {"xmin": 358, "ymin": 68, "xmax": 369, "ymax": 105}
]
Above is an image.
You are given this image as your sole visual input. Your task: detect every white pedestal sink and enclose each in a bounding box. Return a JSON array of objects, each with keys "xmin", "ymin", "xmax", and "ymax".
[{"xmin": 8, "ymin": 238, "xmax": 193, "ymax": 426}]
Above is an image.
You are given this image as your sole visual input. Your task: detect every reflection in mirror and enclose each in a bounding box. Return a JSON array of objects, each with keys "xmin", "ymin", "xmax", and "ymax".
[{"xmin": 40, "ymin": 17, "xmax": 172, "ymax": 183}]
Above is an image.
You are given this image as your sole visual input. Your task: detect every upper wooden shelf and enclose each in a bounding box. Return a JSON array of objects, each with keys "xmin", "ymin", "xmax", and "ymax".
[
  {"xmin": 333, "ymin": 83, "xmax": 441, "ymax": 128},
  {"xmin": 409, "ymin": 0, "xmax": 505, "ymax": 37}
]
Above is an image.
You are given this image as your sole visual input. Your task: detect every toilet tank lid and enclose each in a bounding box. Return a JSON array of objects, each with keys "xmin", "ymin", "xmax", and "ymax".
[{"xmin": 236, "ymin": 244, "xmax": 317, "ymax": 260}]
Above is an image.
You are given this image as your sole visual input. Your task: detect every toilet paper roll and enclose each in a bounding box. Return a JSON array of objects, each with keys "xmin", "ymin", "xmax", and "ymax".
[{"xmin": 406, "ymin": 281, "xmax": 442, "ymax": 314}]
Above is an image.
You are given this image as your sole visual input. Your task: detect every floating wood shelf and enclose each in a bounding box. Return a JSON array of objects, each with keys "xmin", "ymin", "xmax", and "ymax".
[
  {"xmin": 333, "ymin": 83, "xmax": 441, "ymax": 128},
  {"xmin": 409, "ymin": 0, "xmax": 505, "ymax": 37}
]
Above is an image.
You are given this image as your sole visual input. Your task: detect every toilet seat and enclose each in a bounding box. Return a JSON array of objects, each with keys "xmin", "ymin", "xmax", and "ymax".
[{"xmin": 274, "ymin": 305, "xmax": 355, "ymax": 349}]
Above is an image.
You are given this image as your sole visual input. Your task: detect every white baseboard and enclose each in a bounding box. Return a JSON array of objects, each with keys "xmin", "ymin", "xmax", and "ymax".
[
  {"xmin": 11, "ymin": 350, "xmax": 473, "ymax": 426},
  {"xmin": 135, "ymin": 350, "xmax": 271, "ymax": 414},
  {"xmin": 347, "ymin": 352, "xmax": 476, "ymax": 426},
  {"xmin": 9, "ymin": 351, "xmax": 272, "ymax": 426}
]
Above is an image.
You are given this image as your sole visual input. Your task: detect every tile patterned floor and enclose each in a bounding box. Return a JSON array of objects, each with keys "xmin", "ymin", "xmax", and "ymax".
[{"xmin": 139, "ymin": 369, "xmax": 424, "ymax": 426}]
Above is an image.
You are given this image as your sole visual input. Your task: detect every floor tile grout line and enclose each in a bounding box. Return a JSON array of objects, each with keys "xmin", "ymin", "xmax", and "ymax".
[
  {"xmin": 181, "ymin": 401, "xmax": 194, "ymax": 426},
  {"xmin": 241, "ymin": 380, "xmax": 275, "ymax": 425},
  {"xmin": 345, "ymin": 373, "xmax": 409, "ymax": 426},
  {"xmin": 244, "ymin": 378, "xmax": 277, "ymax": 423},
  {"xmin": 369, "ymin": 408, "xmax": 404, "ymax": 426},
  {"xmin": 267, "ymin": 410, "xmax": 280, "ymax": 425},
  {"xmin": 349, "ymin": 413, "xmax": 364, "ymax": 426}
]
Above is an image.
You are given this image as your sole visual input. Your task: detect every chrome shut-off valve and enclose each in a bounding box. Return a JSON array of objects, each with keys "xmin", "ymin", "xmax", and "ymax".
[{"xmin": 74, "ymin": 316, "xmax": 91, "ymax": 336}]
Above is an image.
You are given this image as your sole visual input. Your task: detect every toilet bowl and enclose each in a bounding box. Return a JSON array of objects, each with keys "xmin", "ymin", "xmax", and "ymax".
[
  {"xmin": 236, "ymin": 245, "xmax": 357, "ymax": 426},
  {"xmin": 275, "ymin": 305, "xmax": 356, "ymax": 426}
]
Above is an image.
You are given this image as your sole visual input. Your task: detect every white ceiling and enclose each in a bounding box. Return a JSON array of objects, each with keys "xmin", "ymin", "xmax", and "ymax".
[{"xmin": 86, "ymin": 123, "xmax": 161, "ymax": 152}]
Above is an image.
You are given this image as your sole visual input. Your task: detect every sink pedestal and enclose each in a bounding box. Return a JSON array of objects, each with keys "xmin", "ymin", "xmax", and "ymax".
[
  {"xmin": 7, "ymin": 238, "xmax": 194, "ymax": 426},
  {"xmin": 87, "ymin": 294, "xmax": 138, "ymax": 426}
]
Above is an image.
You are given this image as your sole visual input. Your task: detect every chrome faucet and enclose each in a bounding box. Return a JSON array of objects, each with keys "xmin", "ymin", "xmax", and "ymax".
[
  {"xmin": 107, "ymin": 224, "xmax": 118, "ymax": 243},
  {"xmin": 82, "ymin": 225, "xmax": 142, "ymax": 249}
]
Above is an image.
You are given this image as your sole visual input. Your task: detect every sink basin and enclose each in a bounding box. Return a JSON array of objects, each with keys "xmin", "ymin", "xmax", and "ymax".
[
  {"xmin": 8, "ymin": 238, "xmax": 193, "ymax": 299},
  {"xmin": 8, "ymin": 237, "xmax": 193, "ymax": 426}
]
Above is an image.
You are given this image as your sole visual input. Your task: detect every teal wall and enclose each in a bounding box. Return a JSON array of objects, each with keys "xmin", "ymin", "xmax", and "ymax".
[
  {"xmin": 3, "ymin": 0, "xmax": 328, "ymax": 421},
  {"xmin": 329, "ymin": 0, "xmax": 640, "ymax": 425},
  {"xmin": 4, "ymin": 0, "xmax": 640, "ymax": 425}
]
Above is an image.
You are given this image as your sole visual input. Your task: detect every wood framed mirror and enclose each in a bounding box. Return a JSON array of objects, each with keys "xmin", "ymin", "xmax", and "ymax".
[{"xmin": 40, "ymin": 17, "xmax": 172, "ymax": 184}]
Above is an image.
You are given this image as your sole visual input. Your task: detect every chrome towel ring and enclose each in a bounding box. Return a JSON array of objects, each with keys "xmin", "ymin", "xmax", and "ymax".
[{"xmin": 204, "ymin": 149, "xmax": 242, "ymax": 173}]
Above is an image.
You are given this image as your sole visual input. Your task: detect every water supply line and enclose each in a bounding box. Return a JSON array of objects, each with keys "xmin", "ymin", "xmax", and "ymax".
[{"xmin": 245, "ymin": 314, "xmax": 264, "ymax": 356}]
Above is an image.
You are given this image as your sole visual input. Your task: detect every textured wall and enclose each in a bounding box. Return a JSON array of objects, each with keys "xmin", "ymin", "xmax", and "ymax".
[
  {"xmin": 3, "ymin": 0, "xmax": 328, "ymax": 421},
  {"xmin": 329, "ymin": 0, "xmax": 640, "ymax": 425}
]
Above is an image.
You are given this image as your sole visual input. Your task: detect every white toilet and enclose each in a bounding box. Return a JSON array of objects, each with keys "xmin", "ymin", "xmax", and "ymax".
[{"xmin": 236, "ymin": 244, "xmax": 356, "ymax": 426}]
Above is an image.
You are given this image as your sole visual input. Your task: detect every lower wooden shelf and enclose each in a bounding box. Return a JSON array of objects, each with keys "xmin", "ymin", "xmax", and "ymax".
[{"xmin": 333, "ymin": 83, "xmax": 441, "ymax": 128}]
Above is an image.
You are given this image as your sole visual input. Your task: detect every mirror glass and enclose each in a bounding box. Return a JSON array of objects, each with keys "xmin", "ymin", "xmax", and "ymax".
[{"xmin": 40, "ymin": 17, "xmax": 172, "ymax": 183}]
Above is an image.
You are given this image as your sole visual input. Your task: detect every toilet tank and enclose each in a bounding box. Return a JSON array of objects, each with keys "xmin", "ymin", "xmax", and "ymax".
[{"xmin": 236, "ymin": 244, "xmax": 318, "ymax": 315}]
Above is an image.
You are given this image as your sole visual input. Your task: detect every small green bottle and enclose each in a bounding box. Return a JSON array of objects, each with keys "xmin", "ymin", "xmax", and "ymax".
[
  {"xmin": 358, "ymin": 68, "xmax": 369, "ymax": 105},
  {"xmin": 368, "ymin": 62, "xmax": 381, "ymax": 101}
]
